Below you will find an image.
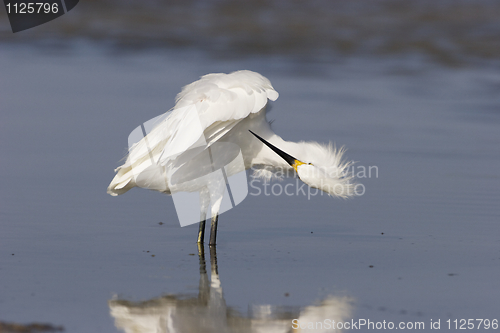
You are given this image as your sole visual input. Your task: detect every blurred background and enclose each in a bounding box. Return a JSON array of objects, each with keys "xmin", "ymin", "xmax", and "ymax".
[
  {"xmin": 1, "ymin": 1, "xmax": 499, "ymax": 332},
  {"xmin": 1, "ymin": 0, "xmax": 500, "ymax": 65}
]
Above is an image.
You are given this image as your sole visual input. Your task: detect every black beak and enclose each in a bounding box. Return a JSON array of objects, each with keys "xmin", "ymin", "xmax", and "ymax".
[{"xmin": 249, "ymin": 130, "xmax": 297, "ymax": 167}]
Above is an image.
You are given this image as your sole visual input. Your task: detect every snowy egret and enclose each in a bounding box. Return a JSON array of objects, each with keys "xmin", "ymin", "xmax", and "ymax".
[{"xmin": 108, "ymin": 70, "xmax": 354, "ymax": 245}]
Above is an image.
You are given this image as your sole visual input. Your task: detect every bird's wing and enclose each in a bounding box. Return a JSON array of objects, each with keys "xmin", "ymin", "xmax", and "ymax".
[
  {"xmin": 157, "ymin": 70, "xmax": 279, "ymax": 164},
  {"xmin": 108, "ymin": 70, "xmax": 278, "ymax": 195}
]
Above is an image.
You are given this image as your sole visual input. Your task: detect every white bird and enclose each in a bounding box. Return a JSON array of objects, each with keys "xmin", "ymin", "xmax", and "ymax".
[{"xmin": 108, "ymin": 70, "xmax": 354, "ymax": 245}]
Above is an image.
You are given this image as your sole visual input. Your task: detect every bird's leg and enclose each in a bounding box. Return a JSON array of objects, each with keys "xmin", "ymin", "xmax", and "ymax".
[
  {"xmin": 198, "ymin": 242, "xmax": 205, "ymax": 259},
  {"xmin": 197, "ymin": 188, "xmax": 210, "ymax": 244},
  {"xmin": 197, "ymin": 209, "xmax": 207, "ymax": 243},
  {"xmin": 207, "ymin": 195, "xmax": 222, "ymax": 246},
  {"xmin": 209, "ymin": 213, "xmax": 218, "ymax": 246},
  {"xmin": 197, "ymin": 219, "xmax": 206, "ymax": 244}
]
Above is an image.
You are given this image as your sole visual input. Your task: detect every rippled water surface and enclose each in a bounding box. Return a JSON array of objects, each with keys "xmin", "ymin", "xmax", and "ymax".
[{"xmin": 1, "ymin": 1, "xmax": 500, "ymax": 332}]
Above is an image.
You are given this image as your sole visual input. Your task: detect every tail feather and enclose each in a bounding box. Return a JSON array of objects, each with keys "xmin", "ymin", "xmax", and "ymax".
[{"xmin": 107, "ymin": 166, "xmax": 136, "ymax": 196}]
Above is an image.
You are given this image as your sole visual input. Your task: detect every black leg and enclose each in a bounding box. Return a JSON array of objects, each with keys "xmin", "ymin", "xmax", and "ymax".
[
  {"xmin": 197, "ymin": 219, "xmax": 206, "ymax": 244},
  {"xmin": 209, "ymin": 214, "xmax": 218, "ymax": 246}
]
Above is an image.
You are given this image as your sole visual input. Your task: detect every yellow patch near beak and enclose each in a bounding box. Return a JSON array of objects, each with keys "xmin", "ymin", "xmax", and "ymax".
[{"xmin": 292, "ymin": 160, "xmax": 306, "ymax": 172}]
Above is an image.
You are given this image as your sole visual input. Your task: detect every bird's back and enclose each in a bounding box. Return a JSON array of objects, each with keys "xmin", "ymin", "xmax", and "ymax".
[{"xmin": 107, "ymin": 70, "xmax": 279, "ymax": 196}]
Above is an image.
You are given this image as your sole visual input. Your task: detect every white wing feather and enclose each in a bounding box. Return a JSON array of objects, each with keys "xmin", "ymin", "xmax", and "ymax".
[{"xmin": 107, "ymin": 70, "xmax": 278, "ymax": 196}]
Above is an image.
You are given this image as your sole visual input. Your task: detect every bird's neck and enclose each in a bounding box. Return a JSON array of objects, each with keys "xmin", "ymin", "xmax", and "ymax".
[{"xmin": 250, "ymin": 134, "xmax": 305, "ymax": 169}]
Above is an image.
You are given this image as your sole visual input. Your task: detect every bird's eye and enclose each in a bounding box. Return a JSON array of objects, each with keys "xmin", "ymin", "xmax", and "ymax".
[{"xmin": 308, "ymin": 163, "xmax": 313, "ymax": 166}]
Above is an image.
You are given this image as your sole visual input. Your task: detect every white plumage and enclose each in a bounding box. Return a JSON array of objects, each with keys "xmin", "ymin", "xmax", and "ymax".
[{"xmin": 108, "ymin": 70, "xmax": 354, "ymax": 244}]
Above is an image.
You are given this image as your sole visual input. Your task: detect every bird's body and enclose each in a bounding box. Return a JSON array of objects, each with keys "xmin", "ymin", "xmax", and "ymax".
[{"xmin": 108, "ymin": 70, "xmax": 354, "ymax": 245}]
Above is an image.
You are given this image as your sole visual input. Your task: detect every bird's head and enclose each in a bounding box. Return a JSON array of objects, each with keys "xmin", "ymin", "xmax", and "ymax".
[{"xmin": 250, "ymin": 131, "xmax": 355, "ymax": 198}]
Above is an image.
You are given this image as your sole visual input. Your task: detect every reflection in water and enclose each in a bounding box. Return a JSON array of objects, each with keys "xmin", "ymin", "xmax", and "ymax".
[{"xmin": 109, "ymin": 246, "xmax": 353, "ymax": 333}]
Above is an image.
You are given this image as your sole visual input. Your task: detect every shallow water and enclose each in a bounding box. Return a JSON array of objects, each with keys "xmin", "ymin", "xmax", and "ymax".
[
  {"xmin": 2, "ymin": 0, "xmax": 500, "ymax": 66},
  {"xmin": 1, "ymin": 44, "xmax": 499, "ymax": 332}
]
